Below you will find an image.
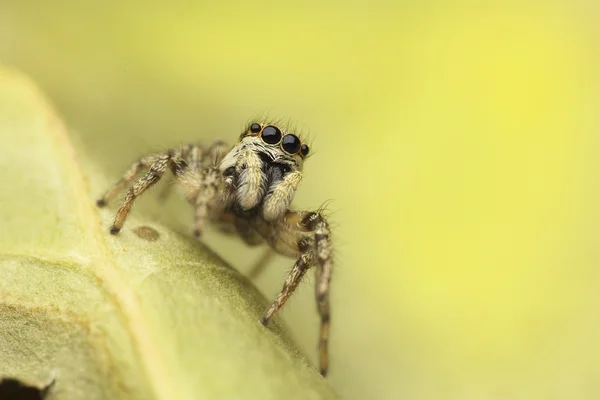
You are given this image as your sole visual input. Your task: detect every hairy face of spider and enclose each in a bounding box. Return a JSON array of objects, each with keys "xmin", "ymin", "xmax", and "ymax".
[{"xmin": 219, "ymin": 123, "xmax": 309, "ymax": 220}]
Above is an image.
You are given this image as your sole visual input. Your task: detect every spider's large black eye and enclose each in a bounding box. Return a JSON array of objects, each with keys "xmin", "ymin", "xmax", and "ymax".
[
  {"xmin": 250, "ymin": 123, "xmax": 261, "ymax": 133},
  {"xmin": 261, "ymin": 126, "xmax": 282, "ymax": 144},
  {"xmin": 281, "ymin": 134, "xmax": 301, "ymax": 154},
  {"xmin": 300, "ymin": 144, "xmax": 310, "ymax": 157}
]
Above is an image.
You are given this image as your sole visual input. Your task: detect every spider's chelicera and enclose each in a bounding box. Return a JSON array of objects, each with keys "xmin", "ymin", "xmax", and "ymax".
[{"xmin": 96, "ymin": 122, "xmax": 333, "ymax": 376}]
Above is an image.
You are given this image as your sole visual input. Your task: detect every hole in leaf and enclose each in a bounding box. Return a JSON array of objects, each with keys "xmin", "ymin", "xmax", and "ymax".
[{"xmin": 0, "ymin": 377, "xmax": 55, "ymax": 400}]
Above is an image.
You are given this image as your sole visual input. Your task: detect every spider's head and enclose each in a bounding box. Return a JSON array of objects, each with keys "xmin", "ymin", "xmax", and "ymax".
[
  {"xmin": 219, "ymin": 122, "xmax": 310, "ymax": 215},
  {"xmin": 222, "ymin": 122, "xmax": 310, "ymax": 172},
  {"xmin": 241, "ymin": 122, "xmax": 310, "ymax": 161}
]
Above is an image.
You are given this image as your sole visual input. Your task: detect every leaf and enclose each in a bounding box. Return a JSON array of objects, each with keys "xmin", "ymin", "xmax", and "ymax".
[{"xmin": 0, "ymin": 66, "xmax": 338, "ymax": 400}]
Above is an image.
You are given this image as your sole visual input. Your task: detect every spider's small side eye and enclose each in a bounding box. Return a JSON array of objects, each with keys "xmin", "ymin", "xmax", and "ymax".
[
  {"xmin": 300, "ymin": 144, "xmax": 310, "ymax": 157},
  {"xmin": 223, "ymin": 166, "xmax": 236, "ymax": 177},
  {"xmin": 261, "ymin": 126, "xmax": 282, "ymax": 144},
  {"xmin": 250, "ymin": 123, "xmax": 261, "ymax": 134},
  {"xmin": 281, "ymin": 134, "xmax": 301, "ymax": 154}
]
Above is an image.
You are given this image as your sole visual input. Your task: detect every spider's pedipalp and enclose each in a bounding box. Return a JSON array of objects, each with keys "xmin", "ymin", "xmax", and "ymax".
[
  {"xmin": 262, "ymin": 170, "xmax": 302, "ymax": 221},
  {"xmin": 235, "ymin": 148, "xmax": 265, "ymax": 210}
]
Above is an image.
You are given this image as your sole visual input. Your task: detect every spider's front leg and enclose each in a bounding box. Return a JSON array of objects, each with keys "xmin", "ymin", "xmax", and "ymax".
[
  {"xmin": 260, "ymin": 210, "xmax": 333, "ymax": 376},
  {"xmin": 96, "ymin": 153, "xmax": 162, "ymax": 207},
  {"xmin": 96, "ymin": 149, "xmax": 189, "ymax": 234}
]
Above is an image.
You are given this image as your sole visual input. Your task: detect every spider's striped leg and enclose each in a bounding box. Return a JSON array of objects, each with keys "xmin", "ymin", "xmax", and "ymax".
[
  {"xmin": 158, "ymin": 144, "xmax": 204, "ymax": 201},
  {"xmin": 260, "ymin": 210, "xmax": 334, "ymax": 376},
  {"xmin": 96, "ymin": 154, "xmax": 161, "ymax": 207},
  {"xmin": 206, "ymin": 140, "xmax": 231, "ymax": 165},
  {"xmin": 260, "ymin": 251, "xmax": 313, "ymax": 323},
  {"xmin": 302, "ymin": 211, "xmax": 334, "ymax": 377},
  {"xmin": 107, "ymin": 150, "xmax": 188, "ymax": 234}
]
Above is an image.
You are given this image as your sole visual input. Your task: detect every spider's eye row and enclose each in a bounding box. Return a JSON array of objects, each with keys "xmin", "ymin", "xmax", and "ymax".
[
  {"xmin": 258, "ymin": 125, "xmax": 308, "ymax": 157},
  {"xmin": 250, "ymin": 123, "xmax": 262, "ymax": 134},
  {"xmin": 282, "ymin": 134, "xmax": 301, "ymax": 154},
  {"xmin": 261, "ymin": 125, "xmax": 282, "ymax": 144},
  {"xmin": 300, "ymin": 144, "xmax": 310, "ymax": 157}
]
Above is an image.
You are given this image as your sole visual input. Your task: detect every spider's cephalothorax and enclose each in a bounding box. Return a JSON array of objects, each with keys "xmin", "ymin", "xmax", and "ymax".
[{"xmin": 96, "ymin": 122, "xmax": 333, "ymax": 376}]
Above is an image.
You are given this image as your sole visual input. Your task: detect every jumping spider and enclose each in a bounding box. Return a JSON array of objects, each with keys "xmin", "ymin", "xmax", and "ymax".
[{"xmin": 96, "ymin": 122, "xmax": 333, "ymax": 376}]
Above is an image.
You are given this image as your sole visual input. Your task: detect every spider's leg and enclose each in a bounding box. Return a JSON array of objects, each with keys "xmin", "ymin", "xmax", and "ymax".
[
  {"xmin": 260, "ymin": 210, "xmax": 334, "ymax": 376},
  {"xmin": 109, "ymin": 150, "xmax": 188, "ymax": 234},
  {"xmin": 192, "ymin": 166, "xmax": 222, "ymax": 237},
  {"xmin": 96, "ymin": 154, "xmax": 161, "ymax": 206},
  {"xmin": 206, "ymin": 140, "xmax": 231, "ymax": 166},
  {"xmin": 262, "ymin": 171, "xmax": 302, "ymax": 221},
  {"xmin": 191, "ymin": 141, "xmax": 233, "ymax": 237},
  {"xmin": 186, "ymin": 143, "xmax": 204, "ymax": 171},
  {"xmin": 303, "ymin": 212, "xmax": 334, "ymax": 377},
  {"xmin": 260, "ymin": 251, "xmax": 313, "ymax": 323},
  {"xmin": 158, "ymin": 144, "xmax": 204, "ymax": 202}
]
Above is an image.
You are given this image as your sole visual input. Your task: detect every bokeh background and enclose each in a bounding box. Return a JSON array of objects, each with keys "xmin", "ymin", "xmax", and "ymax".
[{"xmin": 1, "ymin": 1, "xmax": 599, "ymax": 399}]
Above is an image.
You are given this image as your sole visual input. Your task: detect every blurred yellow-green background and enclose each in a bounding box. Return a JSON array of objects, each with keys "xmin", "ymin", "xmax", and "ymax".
[{"xmin": 1, "ymin": 1, "xmax": 599, "ymax": 399}]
